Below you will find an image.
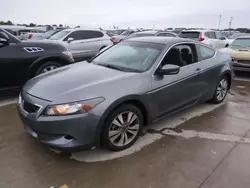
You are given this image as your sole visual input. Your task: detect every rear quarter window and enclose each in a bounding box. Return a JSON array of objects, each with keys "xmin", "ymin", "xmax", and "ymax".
[
  {"xmin": 179, "ymin": 32, "xmax": 200, "ymax": 39},
  {"xmin": 196, "ymin": 44, "xmax": 215, "ymax": 61}
]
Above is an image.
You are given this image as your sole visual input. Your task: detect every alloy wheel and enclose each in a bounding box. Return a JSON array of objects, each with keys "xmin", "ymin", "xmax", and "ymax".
[
  {"xmin": 41, "ymin": 65, "xmax": 58, "ymax": 74},
  {"xmin": 216, "ymin": 78, "xmax": 228, "ymax": 101},
  {"xmin": 108, "ymin": 111, "xmax": 140, "ymax": 147}
]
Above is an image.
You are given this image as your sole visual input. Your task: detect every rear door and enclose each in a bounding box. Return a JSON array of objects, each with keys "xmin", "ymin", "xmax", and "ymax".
[
  {"xmin": 151, "ymin": 43, "xmax": 207, "ymax": 117},
  {"xmin": 215, "ymin": 32, "xmax": 227, "ymax": 49},
  {"xmin": 64, "ymin": 30, "xmax": 102, "ymax": 61},
  {"xmin": 204, "ymin": 31, "xmax": 219, "ymax": 49}
]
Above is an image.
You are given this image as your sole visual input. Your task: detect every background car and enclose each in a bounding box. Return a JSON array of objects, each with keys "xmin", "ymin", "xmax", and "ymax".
[
  {"xmin": 0, "ymin": 28, "xmax": 74, "ymax": 91},
  {"xmin": 179, "ymin": 30, "xmax": 229, "ymax": 49},
  {"xmin": 111, "ymin": 29, "xmax": 137, "ymax": 43},
  {"xmin": 124, "ymin": 30, "xmax": 178, "ymax": 40},
  {"xmin": 24, "ymin": 29, "xmax": 66, "ymax": 40},
  {"xmin": 225, "ymin": 33, "xmax": 250, "ymax": 46},
  {"xmin": 221, "ymin": 36, "xmax": 250, "ymax": 72},
  {"xmin": 48, "ymin": 28, "xmax": 113, "ymax": 62},
  {"xmin": 18, "ymin": 37, "xmax": 232, "ymax": 152}
]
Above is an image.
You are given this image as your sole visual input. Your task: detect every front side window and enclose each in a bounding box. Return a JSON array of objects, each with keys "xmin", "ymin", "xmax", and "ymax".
[
  {"xmin": 215, "ymin": 32, "xmax": 221, "ymax": 39},
  {"xmin": 205, "ymin": 32, "xmax": 216, "ymax": 39},
  {"xmin": 93, "ymin": 41, "xmax": 164, "ymax": 72},
  {"xmin": 160, "ymin": 43, "xmax": 197, "ymax": 67},
  {"xmin": 230, "ymin": 38, "xmax": 250, "ymax": 48},
  {"xmin": 196, "ymin": 44, "xmax": 215, "ymax": 61},
  {"xmin": 49, "ymin": 30, "xmax": 71, "ymax": 40}
]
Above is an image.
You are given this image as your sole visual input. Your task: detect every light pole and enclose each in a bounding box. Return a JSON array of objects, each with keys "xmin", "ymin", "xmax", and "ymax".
[
  {"xmin": 218, "ymin": 15, "xmax": 222, "ymax": 30},
  {"xmin": 229, "ymin": 17, "xmax": 233, "ymax": 34}
]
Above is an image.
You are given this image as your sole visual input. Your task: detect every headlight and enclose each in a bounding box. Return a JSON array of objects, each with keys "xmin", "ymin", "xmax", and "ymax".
[
  {"xmin": 62, "ymin": 51, "xmax": 73, "ymax": 60},
  {"xmin": 45, "ymin": 97, "xmax": 105, "ymax": 116}
]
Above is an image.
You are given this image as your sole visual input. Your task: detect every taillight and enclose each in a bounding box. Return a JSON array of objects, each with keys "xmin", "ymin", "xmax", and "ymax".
[
  {"xmin": 198, "ymin": 33, "xmax": 204, "ymax": 41},
  {"xmin": 28, "ymin": 33, "xmax": 33, "ymax": 39},
  {"xmin": 110, "ymin": 37, "xmax": 114, "ymax": 43}
]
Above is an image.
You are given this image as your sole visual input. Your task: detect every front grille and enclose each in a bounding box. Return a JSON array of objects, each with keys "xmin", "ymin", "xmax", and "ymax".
[
  {"xmin": 23, "ymin": 101, "xmax": 40, "ymax": 113},
  {"xmin": 238, "ymin": 60, "xmax": 250, "ymax": 64}
]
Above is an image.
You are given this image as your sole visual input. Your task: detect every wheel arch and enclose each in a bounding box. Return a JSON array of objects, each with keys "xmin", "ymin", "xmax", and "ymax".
[
  {"xmin": 28, "ymin": 56, "xmax": 71, "ymax": 78},
  {"xmin": 95, "ymin": 95, "xmax": 151, "ymax": 146}
]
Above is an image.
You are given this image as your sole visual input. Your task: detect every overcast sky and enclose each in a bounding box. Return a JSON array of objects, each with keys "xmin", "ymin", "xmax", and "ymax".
[{"xmin": 1, "ymin": 0, "xmax": 250, "ymax": 29}]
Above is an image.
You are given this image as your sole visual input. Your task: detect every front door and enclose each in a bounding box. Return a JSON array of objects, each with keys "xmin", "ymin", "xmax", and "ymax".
[
  {"xmin": 0, "ymin": 43, "xmax": 25, "ymax": 89},
  {"xmin": 151, "ymin": 43, "xmax": 206, "ymax": 117}
]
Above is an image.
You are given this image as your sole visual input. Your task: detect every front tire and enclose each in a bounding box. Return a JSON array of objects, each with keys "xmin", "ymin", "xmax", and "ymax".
[
  {"xmin": 102, "ymin": 104, "xmax": 143, "ymax": 151},
  {"xmin": 35, "ymin": 61, "xmax": 61, "ymax": 76},
  {"xmin": 210, "ymin": 75, "xmax": 229, "ymax": 104}
]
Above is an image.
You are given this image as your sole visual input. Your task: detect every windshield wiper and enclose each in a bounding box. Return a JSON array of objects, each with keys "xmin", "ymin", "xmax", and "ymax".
[{"xmin": 96, "ymin": 63, "xmax": 141, "ymax": 73}]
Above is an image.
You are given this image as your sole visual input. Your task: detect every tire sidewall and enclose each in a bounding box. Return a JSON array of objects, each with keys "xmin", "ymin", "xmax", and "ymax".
[{"xmin": 102, "ymin": 104, "xmax": 143, "ymax": 151}]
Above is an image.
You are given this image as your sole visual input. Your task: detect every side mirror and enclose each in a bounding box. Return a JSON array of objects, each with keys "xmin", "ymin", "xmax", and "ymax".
[
  {"xmin": 220, "ymin": 37, "xmax": 226, "ymax": 40},
  {"xmin": 0, "ymin": 31, "xmax": 10, "ymax": 46},
  {"xmin": 225, "ymin": 43, "xmax": 229, "ymax": 48},
  {"xmin": 67, "ymin": 37, "xmax": 74, "ymax": 43},
  {"xmin": 157, "ymin": 64, "xmax": 180, "ymax": 75}
]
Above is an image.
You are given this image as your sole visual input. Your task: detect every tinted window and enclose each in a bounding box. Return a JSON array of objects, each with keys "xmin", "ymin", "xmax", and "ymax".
[
  {"xmin": 179, "ymin": 32, "xmax": 200, "ymax": 39},
  {"xmin": 161, "ymin": 43, "xmax": 197, "ymax": 67},
  {"xmin": 215, "ymin": 32, "xmax": 221, "ymax": 39},
  {"xmin": 64, "ymin": 30, "xmax": 104, "ymax": 41},
  {"xmin": 231, "ymin": 38, "xmax": 250, "ymax": 47},
  {"xmin": 197, "ymin": 44, "xmax": 215, "ymax": 61},
  {"xmin": 157, "ymin": 33, "xmax": 175, "ymax": 37},
  {"xmin": 93, "ymin": 41, "xmax": 164, "ymax": 72}
]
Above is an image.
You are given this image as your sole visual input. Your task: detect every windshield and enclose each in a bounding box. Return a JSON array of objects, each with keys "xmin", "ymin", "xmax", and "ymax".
[
  {"xmin": 121, "ymin": 30, "xmax": 131, "ymax": 36},
  {"xmin": 230, "ymin": 38, "xmax": 250, "ymax": 47},
  {"xmin": 228, "ymin": 33, "xmax": 250, "ymax": 39},
  {"xmin": 43, "ymin": 30, "xmax": 61, "ymax": 39},
  {"xmin": 93, "ymin": 41, "xmax": 164, "ymax": 72},
  {"xmin": 49, "ymin": 30, "xmax": 70, "ymax": 40}
]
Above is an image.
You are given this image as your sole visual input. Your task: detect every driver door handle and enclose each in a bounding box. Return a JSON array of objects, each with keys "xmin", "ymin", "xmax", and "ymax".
[{"xmin": 195, "ymin": 68, "xmax": 202, "ymax": 74}]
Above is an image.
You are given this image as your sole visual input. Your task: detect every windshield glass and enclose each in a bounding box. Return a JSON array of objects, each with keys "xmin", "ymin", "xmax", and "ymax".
[
  {"xmin": 228, "ymin": 33, "xmax": 250, "ymax": 39},
  {"xmin": 121, "ymin": 30, "xmax": 131, "ymax": 36},
  {"xmin": 231, "ymin": 38, "xmax": 250, "ymax": 47},
  {"xmin": 93, "ymin": 41, "xmax": 164, "ymax": 72},
  {"xmin": 43, "ymin": 30, "xmax": 61, "ymax": 39},
  {"xmin": 49, "ymin": 30, "xmax": 70, "ymax": 40}
]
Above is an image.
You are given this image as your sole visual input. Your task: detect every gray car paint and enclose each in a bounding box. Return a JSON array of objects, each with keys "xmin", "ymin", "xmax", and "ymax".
[{"xmin": 18, "ymin": 37, "xmax": 232, "ymax": 151}]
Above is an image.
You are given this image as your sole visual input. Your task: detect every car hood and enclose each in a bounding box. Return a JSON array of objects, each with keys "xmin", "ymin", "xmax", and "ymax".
[
  {"xmin": 24, "ymin": 62, "xmax": 140, "ymax": 102},
  {"xmin": 224, "ymin": 47, "xmax": 250, "ymax": 60}
]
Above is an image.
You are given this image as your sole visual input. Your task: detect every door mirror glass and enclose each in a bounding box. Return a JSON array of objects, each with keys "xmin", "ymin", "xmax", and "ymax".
[
  {"xmin": 67, "ymin": 37, "xmax": 74, "ymax": 43},
  {"xmin": 0, "ymin": 31, "xmax": 10, "ymax": 45},
  {"xmin": 157, "ymin": 64, "xmax": 180, "ymax": 75}
]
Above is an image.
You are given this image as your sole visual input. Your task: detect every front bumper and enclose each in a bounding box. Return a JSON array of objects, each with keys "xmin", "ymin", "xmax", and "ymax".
[
  {"xmin": 18, "ymin": 92, "xmax": 102, "ymax": 151},
  {"xmin": 232, "ymin": 61, "xmax": 250, "ymax": 72}
]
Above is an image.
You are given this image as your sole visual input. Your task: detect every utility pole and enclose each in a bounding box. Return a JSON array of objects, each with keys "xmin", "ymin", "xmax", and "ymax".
[
  {"xmin": 218, "ymin": 15, "xmax": 222, "ymax": 30},
  {"xmin": 229, "ymin": 17, "xmax": 233, "ymax": 34}
]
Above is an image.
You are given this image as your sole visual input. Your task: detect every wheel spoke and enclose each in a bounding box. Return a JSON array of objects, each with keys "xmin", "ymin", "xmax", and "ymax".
[
  {"xmin": 117, "ymin": 133, "xmax": 125, "ymax": 146},
  {"xmin": 109, "ymin": 130, "xmax": 120, "ymax": 138},
  {"xmin": 128, "ymin": 114, "xmax": 137, "ymax": 125},
  {"xmin": 110, "ymin": 131, "xmax": 122, "ymax": 142},
  {"xmin": 112, "ymin": 119, "xmax": 122, "ymax": 127},
  {"xmin": 127, "ymin": 112, "xmax": 133, "ymax": 123},
  {"xmin": 117, "ymin": 114, "xmax": 124, "ymax": 125},
  {"xmin": 124, "ymin": 132, "xmax": 129, "ymax": 144}
]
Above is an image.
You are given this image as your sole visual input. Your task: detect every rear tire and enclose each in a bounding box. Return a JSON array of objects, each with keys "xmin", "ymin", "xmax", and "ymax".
[
  {"xmin": 102, "ymin": 104, "xmax": 143, "ymax": 151},
  {"xmin": 35, "ymin": 61, "xmax": 61, "ymax": 76},
  {"xmin": 210, "ymin": 75, "xmax": 229, "ymax": 104}
]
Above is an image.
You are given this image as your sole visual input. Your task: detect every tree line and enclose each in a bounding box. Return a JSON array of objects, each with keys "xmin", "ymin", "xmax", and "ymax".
[{"xmin": 0, "ymin": 20, "xmax": 65, "ymax": 28}]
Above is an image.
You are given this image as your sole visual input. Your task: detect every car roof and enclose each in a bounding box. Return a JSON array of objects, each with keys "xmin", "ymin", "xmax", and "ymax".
[
  {"xmin": 126, "ymin": 37, "xmax": 194, "ymax": 45},
  {"xmin": 62, "ymin": 28, "xmax": 104, "ymax": 32},
  {"xmin": 134, "ymin": 30, "xmax": 158, "ymax": 35},
  {"xmin": 181, "ymin": 30, "xmax": 215, "ymax": 32}
]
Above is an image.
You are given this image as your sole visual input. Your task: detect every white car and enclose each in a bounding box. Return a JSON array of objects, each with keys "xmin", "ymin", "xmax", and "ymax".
[
  {"xmin": 48, "ymin": 28, "xmax": 113, "ymax": 62},
  {"xmin": 179, "ymin": 30, "xmax": 229, "ymax": 49}
]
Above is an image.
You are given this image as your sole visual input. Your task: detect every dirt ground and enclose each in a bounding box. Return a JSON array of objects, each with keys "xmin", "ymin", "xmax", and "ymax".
[{"xmin": 1, "ymin": 79, "xmax": 250, "ymax": 188}]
